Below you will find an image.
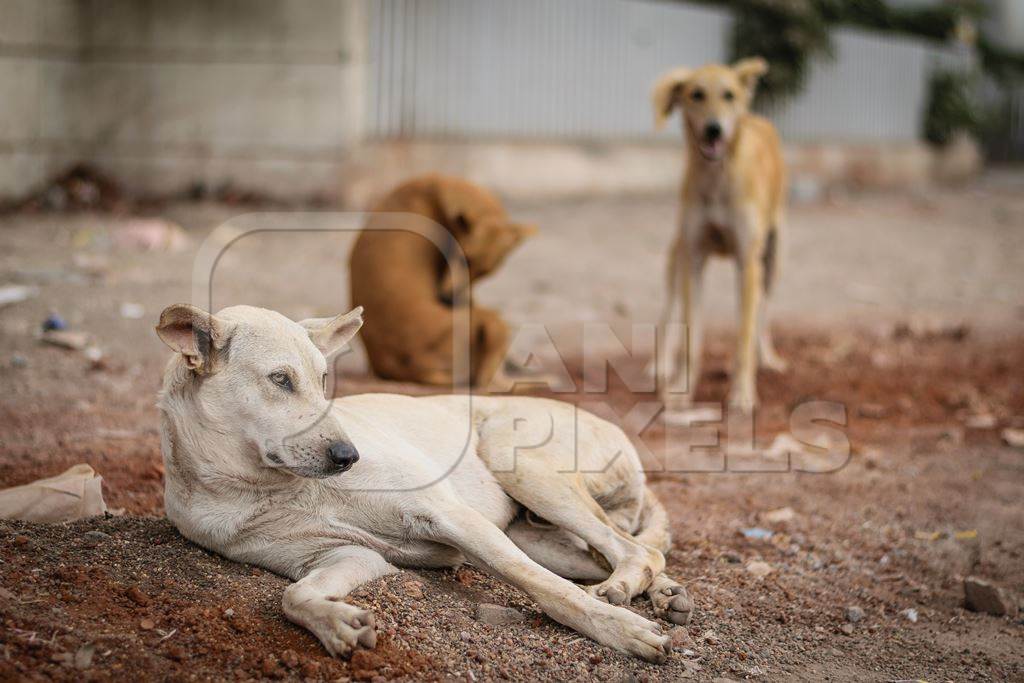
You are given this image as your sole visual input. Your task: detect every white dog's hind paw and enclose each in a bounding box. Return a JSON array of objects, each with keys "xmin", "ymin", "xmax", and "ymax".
[
  {"xmin": 648, "ymin": 580, "xmax": 694, "ymax": 626},
  {"xmin": 308, "ymin": 601, "xmax": 377, "ymax": 657}
]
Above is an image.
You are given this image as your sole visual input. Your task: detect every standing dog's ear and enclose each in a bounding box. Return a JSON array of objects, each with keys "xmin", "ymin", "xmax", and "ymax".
[
  {"xmin": 300, "ymin": 307, "xmax": 363, "ymax": 358},
  {"xmin": 652, "ymin": 66, "xmax": 693, "ymax": 130},
  {"xmin": 156, "ymin": 304, "xmax": 237, "ymax": 374},
  {"xmin": 733, "ymin": 56, "xmax": 768, "ymax": 93}
]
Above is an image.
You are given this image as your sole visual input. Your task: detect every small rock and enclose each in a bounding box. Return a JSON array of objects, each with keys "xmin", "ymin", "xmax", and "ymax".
[
  {"xmin": 261, "ymin": 655, "xmax": 280, "ymax": 677},
  {"xmin": 1002, "ymin": 428, "xmax": 1024, "ymax": 449},
  {"xmin": 81, "ymin": 530, "xmax": 110, "ymax": 547},
  {"xmin": 845, "ymin": 605, "xmax": 864, "ymax": 623},
  {"xmin": 900, "ymin": 608, "xmax": 918, "ymax": 623},
  {"xmin": 401, "ymin": 580, "xmax": 424, "ymax": 599},
  {"xmin": 669, "ymin": 627, "xmax": 693, "ymax": 651},
  {"xmin": 763, "ymin": 507, "xmax": 795, "ymax": 524},
  {"xmin": 745, "ymin": 560, "xmax": 773, "ymax": 579},
  {"xmin": 126, "ymin": 586, "xmax": 150, "ymax": 606},
  {"xmin": 839, "ymin": 623, "xmax": 854, "ymax": 636},
  {"xmin": 10, "ymin": 354, "xmax": 28, "ymax": 369},
  {"xmin": 280, "ymin": 649, "xmax": 299, "ymax": 669},
  {"xmin": 223, "ymin": 608, "xmax": 235, "ymax": 618},
  {"xmin": 73, "ymin": 643, "xmax": 95, "ymax": 669},
  {"xmin": 14, "ymin": 535, "xmax": 30, "ymax": 547},
  {"xmin": 964, "ymin": 576, "xmax": 1018, "ymax": 617},
  {"xmin": 721, "ymin": 551, "xmax": 742, "ymax": 564},
  {"xmin": 474, "ymin": 603, "xmax": 524, "ymax": 626},
  {"xmin": 140, "ymin": 618, "xmax": 156, "ymax": 630}
]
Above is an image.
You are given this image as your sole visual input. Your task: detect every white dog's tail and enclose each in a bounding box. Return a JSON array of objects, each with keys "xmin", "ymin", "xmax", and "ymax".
[{"xmin": 633, "ymin": 486, "xmax": 671, "ymax": 554}]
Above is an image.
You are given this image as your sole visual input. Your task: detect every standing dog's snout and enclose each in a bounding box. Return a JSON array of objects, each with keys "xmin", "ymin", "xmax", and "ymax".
[
  {"xmin": 326, "ymin": 441, "xmax": 360, "ymax": 471},
  {"xmin": 704, "ymin": 121, "xmax": 722, "ymax": 141}
]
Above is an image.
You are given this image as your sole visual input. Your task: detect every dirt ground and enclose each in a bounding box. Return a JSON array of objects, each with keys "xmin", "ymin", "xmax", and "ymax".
[{"xmin": 1, "ymin": 175, "xmax": 1023, "ymax": 681}]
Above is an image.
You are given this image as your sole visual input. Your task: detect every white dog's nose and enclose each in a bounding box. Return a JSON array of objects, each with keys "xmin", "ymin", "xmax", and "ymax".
[{"xmin": 326, "ymin": 441, "xmax": 359, "ymax": 471}]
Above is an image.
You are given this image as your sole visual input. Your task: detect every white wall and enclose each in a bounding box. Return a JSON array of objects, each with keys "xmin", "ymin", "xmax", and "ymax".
[{"xmin": 365, "ymin": 0, "xmax": 969, "ymax": 144}]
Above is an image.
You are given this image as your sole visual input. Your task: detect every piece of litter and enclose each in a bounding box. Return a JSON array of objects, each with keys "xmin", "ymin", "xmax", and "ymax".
[
  {"xmin": 742, "ymin": 527, "xmax": 773, "ymax": 540},
  {"xmin": 41, "ymin": 330, "xmax": 89, "ymax": 350},
  {"xmin": 0, "ymin": 285, "xmax": 37, "ymax": 308},
  {"xmin": 1001, "ymin": 428, "xmax": 1024, "ymax": 449},
  {"xmin": 900, "ymin": 608, "xmax": 918, "ymax": 623},
  {"xmin": 113, "ymin": 218, "xmax": 188, "ymax": 253},
  {"xmin": 0, "ymin": 464, "xmax": 107, "ymax": 523},
  {"xmin": 914, "ymin": 530, "xmax": 942, "ymax": 541},
  {"xmin": 42, "ymin": 313, "xmax": 67, "ymax": 331},
  {"xmin": 763, "ymin": 507, "xmax": 795, "ymax": 523},
  {"xmin": 954, "ymin": 529, "xmax": 977, "ymax": 540},
  {"xmin": 964, "ymin": 413, "xmax": 997, "ymax": 429},
  {"xmin": 119, "ymin": 302, "xmax": 145, "ymax": 319}
]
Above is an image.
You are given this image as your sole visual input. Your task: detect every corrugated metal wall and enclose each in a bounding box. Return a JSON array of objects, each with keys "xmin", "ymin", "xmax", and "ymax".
[{"xmin": 366, "ymin": 0, "xmax": 966, "ymax": 143}]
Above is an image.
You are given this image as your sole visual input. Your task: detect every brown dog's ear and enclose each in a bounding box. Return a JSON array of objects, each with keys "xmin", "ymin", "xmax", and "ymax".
[
  {"xmin": 733, "ymin": 56, "xmax": 768, "ymax": 92},
  {"xmin": 435, "ymin": 179, "xmax": 472, "ymax": 235},
  {"xmin": 300, "ymin": 307, "xmax": 363, "ymax": 358},
  {"xmin": 652, "ymin": 66, "xmax": 692, "ymax": 130},
  {"xmin": 155, "ymin": 304, "xmax": 236, "ymax": 373}
]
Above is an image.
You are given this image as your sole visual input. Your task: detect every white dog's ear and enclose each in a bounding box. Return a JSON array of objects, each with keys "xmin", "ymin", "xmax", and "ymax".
[
  {"xmin": 300, "ymin": 306, "xmax": 364, "ymax": 357},
  {"xmin": 155, "ymin": 304, "xmax": 236, "ymax": 373},
  {"xmin": 733, "ymin": 56, "xmax": 768, "ymax": 92},
  {"xmin": 652, "ymin": 66, "xmax": 692, "ymax": 130}
]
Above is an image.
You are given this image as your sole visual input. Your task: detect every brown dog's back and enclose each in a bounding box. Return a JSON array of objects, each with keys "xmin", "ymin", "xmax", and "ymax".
[{"xmin": 350, "ymin": 175, "xmax": 533, "ymax": 386}]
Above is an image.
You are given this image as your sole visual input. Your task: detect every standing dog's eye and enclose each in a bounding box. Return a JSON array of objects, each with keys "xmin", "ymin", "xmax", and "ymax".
[
  {"xmin": 723, "ymin": 89, "xmax": 735, "ymax": 102},
  {"xmin": 269, "ymin": 372, "xmax": 294, "ymax": 392},
  {"xmin": 691, "ymin": 88, "xmax": 705, "ymax": 102}
]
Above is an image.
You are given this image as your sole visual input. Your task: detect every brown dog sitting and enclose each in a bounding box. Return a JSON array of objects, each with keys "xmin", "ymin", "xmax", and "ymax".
[{"xmin": 350, "ymin": 175, "xmax": 535, "ymax": 387}]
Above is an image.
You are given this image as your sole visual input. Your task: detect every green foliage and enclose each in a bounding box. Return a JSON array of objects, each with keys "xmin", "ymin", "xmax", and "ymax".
[
  {"xmin": 729, "ymin": 0, "xmax": 833, "ymax": 109},
  {"xmin": 979, "ymin": 37, "xmax": 1024, "ymax": 84},
  {"xmin": 923, "ymin": 70, "xmax": 983, "ymax": 146},
  {"xmin": 816, "ymin": 0, "xmax": 983, "ymax": 41}
]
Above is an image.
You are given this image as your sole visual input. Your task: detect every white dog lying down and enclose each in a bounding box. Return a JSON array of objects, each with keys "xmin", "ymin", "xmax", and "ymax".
[{"xmin": 155, "ymin": 304, "xmax": 693, "ymax": 662}]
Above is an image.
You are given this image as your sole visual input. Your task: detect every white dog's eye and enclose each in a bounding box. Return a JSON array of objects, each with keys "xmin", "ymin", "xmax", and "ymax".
[
  {"xmin": 269, "ymin": 371, "xmax": 294, "ymax": 392},
  {"xmin": 322, "ymin": 373, "xmax": 328, "ymax": 395}
]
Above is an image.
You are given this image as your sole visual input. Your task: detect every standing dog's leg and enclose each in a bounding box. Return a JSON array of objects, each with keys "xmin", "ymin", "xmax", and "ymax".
[
  {"xmin": 756, "ymin": 227, "xmax": 787, "ymax": 372},
  {"xmin": 663, "ymin": 237, "xmax": 707, "ymax": 410},
  {"xmin": 282, "ymin": 546, "xmax": 398, "ymax": 656},
  {"xmin": 731, "ymin": 210, "xmax": 767, "ymax": 412},
  {"xmin": 427, "ymin": 503, "xmax": 671, "ymax": 662}
]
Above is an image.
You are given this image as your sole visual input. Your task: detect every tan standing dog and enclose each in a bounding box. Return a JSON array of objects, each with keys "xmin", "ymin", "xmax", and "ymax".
[
  {"xmin": 155, "ymin": 303, "xmax": 694, "ymax": 663},
  {"xmin": 651, "ymin": 58, "xmax": 788, "ymax": 412},
  {"xmin": 350, "ymin": 175, "xmax": 535, "ymax": 387}
]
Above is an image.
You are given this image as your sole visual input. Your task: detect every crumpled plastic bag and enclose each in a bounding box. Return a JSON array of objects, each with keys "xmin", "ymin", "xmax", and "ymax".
[{"xmin": 0, "ymin": 464, "xmax": 107, "ymax": 523}]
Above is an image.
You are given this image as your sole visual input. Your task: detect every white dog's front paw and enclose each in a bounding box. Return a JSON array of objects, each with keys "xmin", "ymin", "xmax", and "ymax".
[
  {"xmin": 589, "ymin": 601, "xmax": 671, "ymax": 663},
  {"xmin": 305, "ymin": 601, "xmax": 377, "ymax": 657}
]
